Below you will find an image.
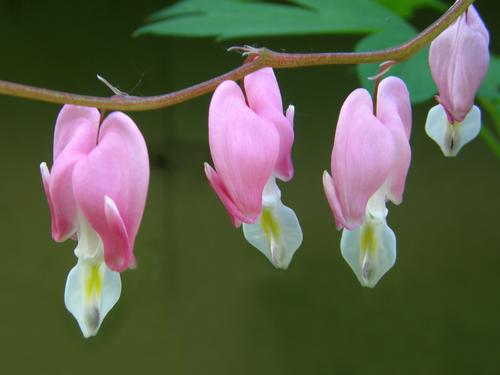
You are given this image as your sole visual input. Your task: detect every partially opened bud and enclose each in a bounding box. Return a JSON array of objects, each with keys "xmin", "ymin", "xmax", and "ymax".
[{"xmin": 426, "ymin": 5, "xmax": 489, "ymax": 156}]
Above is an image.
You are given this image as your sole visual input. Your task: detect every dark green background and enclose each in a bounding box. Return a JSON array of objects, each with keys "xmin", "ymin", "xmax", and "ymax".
[{"xmin": 0, "ymin": 0, "xmax": 499, "ymax": 374}]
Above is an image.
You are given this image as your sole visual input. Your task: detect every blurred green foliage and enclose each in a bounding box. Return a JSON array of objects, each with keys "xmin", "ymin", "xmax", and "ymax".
[
  {"xmin": 135, "ymin": 0, "xmax": 448, "ymax": 103},
  {"xmin": 355, "ymin": 24, "xmax": 435, "ymax": 103},
  {"xmin": 135, "ymin": 0, "xmax": 408, "ymax": 39},
  {"xmin": 375, "ymin": 0, "xmax": 446, "ymax": 17},
  {"xmin": 480, "ymin": 55, "xmax": 500, "ymax": 102},
  {"xmin": 478, "ymin": 55, "xmax": 500, "ymax": 157},
  {"xmin": 137, "ymin": 0, "xmax": 500, "ymax": 146}
]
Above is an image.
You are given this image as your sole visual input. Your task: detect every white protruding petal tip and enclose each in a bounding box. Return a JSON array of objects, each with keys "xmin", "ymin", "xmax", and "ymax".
[
  {"xmin": 285, "ymin": 104, "xmax": 295, "ymax": 125},
  {"xmin": 243, "ymin": 201, "xmax": 302, "ymax": 270},
  {"xmin": 40, "ymin": 162, "xmax": 51, "ymax": 194},
  {"xmin": 40, "ymin": 162, "xmax": 51, "ymax": 187},
  {"xmin": 425, "ymin": 105, "xmax": 481, "ymax": 157},
  {"xmin": 40, "ymin": 161, "xmax": 49, "ymax": 175},
  {"xmin": 104, "ymin": 195, "xmax": 119, "ymax": 213},
  {"xmin": 340, "ymin": 219, "xmax": 396, "ymax": 288}
]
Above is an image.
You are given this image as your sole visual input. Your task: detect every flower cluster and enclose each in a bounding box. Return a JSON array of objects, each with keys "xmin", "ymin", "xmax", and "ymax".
[
  {"xmin": 205, "ymin": 68, "xmax": 302, "ymax": 269},
  {"xmin": 39, "ymin": 5, "xmax": 489, "ymax": 337},
  {"xmin": 41, "ymin": 106, "xmax": 149, "ymax": 337}
]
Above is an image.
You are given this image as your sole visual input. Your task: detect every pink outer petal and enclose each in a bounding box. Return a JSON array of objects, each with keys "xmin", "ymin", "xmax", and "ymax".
[
  {"xmin": 244, "ymin": 68, "xmax": 283, "ymax": 114},
  {"xmin": 466, "ymin": 6, "xmax": 489, "ymax": 44},
  {"xmin": 53, "ymin": 105, "xmax": 101, "ymax": 159},
  {"xmin": 322, "ymin": 171, "xmax": 346, "ymax": 230},
  {"xmin": 73, "ymin": 112, "xmax": 149, "ymax": 272},
  {"xmin": 376, "ymin": 77, "xmax": 412, "ymax": 204},
  {"xmin": 244, "ymin": 68, "xmax": 294, "ymax": 181},
  {"xmin": 429, "ymin": 5, "xmax": 489, "ymax": 122},
  {"xmin": 42, "ymin": 105, "xmax": 100, "ymax": 241},
  {"xmin": 40, "ymin": 163, "xmax": 57, "ymax": 236},
  {"xmin": 208, "ymin": 80, "xmax": 279, "ymax": 222},
  {"xmin": 204, "ymin": 163, "xmax": 253, "ymax": 227},
  {"xmin": 329, "ymin": 89, "xmax": 395, "ymax": 230},
  {"xmin": 104, "ymin": 196, "xmax": 134, "ymax": 271}
]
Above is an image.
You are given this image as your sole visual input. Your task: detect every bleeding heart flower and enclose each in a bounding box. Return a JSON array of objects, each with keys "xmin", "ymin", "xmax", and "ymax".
[
  {"xmin": 323, "ymin": 77, "xmax": 412, "ymax": 287},
  {"xmin": 41, "ymin": 105, "xmax": 149, "ymax": 337},
  {"xmin": 205, "ymin": 68, "xmax": 302, "ymax": 269},
  {"xmin": 425, "ymin": 5, "xmax": 489, "ymax": 156}
]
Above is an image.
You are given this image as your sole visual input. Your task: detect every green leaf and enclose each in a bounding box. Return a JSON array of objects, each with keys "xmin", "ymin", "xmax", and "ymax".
[
  {"xmin": 479, "ymin": 55, "xmax": 500, "ymax": 138},
  {"xmin": 355, "ymin": 23, "xmax": 436, "ymax": 104},
  {"xmin": 147, "ymin": 0, "xmax": 247, "ymax": 22},
  {"xmin": 479, "ymin": 126, "xmax": 500, "ymax": 160},
  {"xmin": 375, "ymin": 0, "xmax": 447, "ymax": 18},
  {"xmin": 479, "ymin": 55, "xmax": 500, "ymax": 101},
  {"xmin": 136, "ymin": 0, "xmax": 408, "ymax": 40}
]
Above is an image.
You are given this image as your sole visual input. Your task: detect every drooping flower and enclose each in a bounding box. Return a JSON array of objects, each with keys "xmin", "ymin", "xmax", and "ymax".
[
  {"xmin": 425, "ymin": 5, "xmax": 489, "ymax": 156},
  {"xmin": 205, "ymin": 68, "xmax": 302, "ymax": 269},
  {"xmin": 323, "ymin": 76, "xmax": 412, "ymax": 287},
  {"xmin": 40, "ymin": 105, "xmax": 149, "ymax": 337}
]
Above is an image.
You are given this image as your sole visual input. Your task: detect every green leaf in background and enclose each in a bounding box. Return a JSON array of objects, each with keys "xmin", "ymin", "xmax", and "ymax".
[
  {"xmin": 146, "ymin": 0, "xmax": 246, "ymax": 22},
  {"xmin": 135, "ymin": 0, "xmax": 409, "ymax": 40},
  {"xmin": 479, "ymin": 55, "xmax": 500, "ymax": 102},
  {"xmin": 478, "ymin": 55, "xmax": 500, "ymax": 140},
  {"xmin": 375, "ymin": 0, "xmax": 446, "ymax": 18},
  {"xmin": 355, "ymin": 23, "xmax": 436, "ymax": 104}
]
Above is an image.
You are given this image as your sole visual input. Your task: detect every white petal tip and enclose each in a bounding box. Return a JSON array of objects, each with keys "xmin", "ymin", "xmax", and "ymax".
[
  {"xmin": 322, "ymin": 170, "xmax": 331, "ymax": 182},
  {"xmin": 40, "ymin": 162, "xmax": 50, "ymax": 178},
  {"xmin": 425, "ymin": 105, "xmax": 481, "ymax": 157},
  {"xmin": 104, "ymin": 195, "xmax": 118, "ymax": 211},
  {"xmin": 243, "ymin": 201, "xmax": 302, "ymax": 270},
  {"xmin": 64, "ymin": 260, "xmax": 122, "ymax": 338},
  {"xmin": 285, "ymin": 105, "xmax": 295, "ymax": 124},
  {"xmin": 340, "ymin": 220, "xmax": 396, "ymax": 288}
]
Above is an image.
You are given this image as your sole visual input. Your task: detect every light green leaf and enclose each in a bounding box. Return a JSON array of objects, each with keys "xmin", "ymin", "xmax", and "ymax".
[
  {"xmin": 479, "ymin": 126, "xmax": 500, "ymax": 159},
  {"xmin": 136, "ymin": 0, "xmax": 407, "ymax": 40},
  {"xmin": 355, "ymin": 23, "xmax": 436, "ymax": 104},
  {"xmin": 479, "ymin": 55, "xmax": 500, "ymax": 101},
  {"xmin": 375, "ymin": 0, "xmax": 447, "ymax": 18},
  {"xmin": 147, "ymin": 0, "xmax": 247, "ymax": 22}
]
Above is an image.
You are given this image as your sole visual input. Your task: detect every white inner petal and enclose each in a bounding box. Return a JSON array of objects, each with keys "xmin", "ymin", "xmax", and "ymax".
[
  {"xmin": 242, "ymin": 177, "xmax": 302, "ymax": 269},
  {"xmin": 65, "ymin": 258, "xmax": 121, "ymax": 338},
  {"xmin": 261, "ymin": 176, "xmax": 281, "ymax": 207},
  {"xmin": 425, "ymin": 104, "xmax": 481, "ymax": 157},
  {"xmin": 340, "ymin": 195, "xmax": 396, "ymax": 288},
  {"xmin": 74, "ymin": 211, "xmax": 104, "ymax": 262},
  {"xmin": 64, "ymin": 212, "xmax": 121, "ymax": 338},
  {"xmin": 366, "ymin": 186, "xmax": 389, "ymax": 222}
]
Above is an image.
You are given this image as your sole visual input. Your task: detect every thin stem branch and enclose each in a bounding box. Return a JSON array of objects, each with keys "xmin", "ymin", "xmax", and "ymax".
[{"xmin": 0, "ymin": 0, "xmax": 474, "ymax": 111}]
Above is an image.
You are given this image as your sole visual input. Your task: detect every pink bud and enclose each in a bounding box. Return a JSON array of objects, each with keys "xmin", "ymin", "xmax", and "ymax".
[
  {"xmin": 429, "ymin": 5, "xmax": 489, "ymax": 123},
  {"xmin": 323, "ymin": 77, "xmax": 412, "ymax": 230},
  {"xmin": 205, "ymin": 68, "xmax": 294, "ymax": 226}
]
